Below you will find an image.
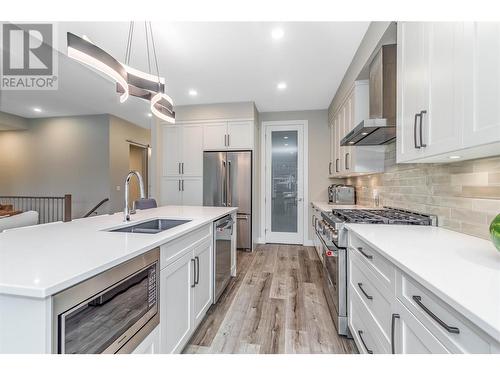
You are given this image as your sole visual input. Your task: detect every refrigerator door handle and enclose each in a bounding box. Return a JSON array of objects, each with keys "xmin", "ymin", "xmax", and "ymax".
[
  {"xmin": 222, "ymin": 160, "xmax": 227, "ymax": 206},
  {"xmin": 227, "ymin": 160, "xmax": 232, "ymax": 206}
]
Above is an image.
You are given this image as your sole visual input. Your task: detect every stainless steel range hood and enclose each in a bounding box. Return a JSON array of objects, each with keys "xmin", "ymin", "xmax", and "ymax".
[{"xmin": 341, "ymin": 44, "xmax": 396, "ymax": 146}]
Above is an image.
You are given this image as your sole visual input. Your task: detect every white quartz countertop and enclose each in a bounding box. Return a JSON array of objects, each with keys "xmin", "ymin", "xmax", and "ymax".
[
  {"xmin": 0, "ymin": 205, "xmax": 237, "ymax": 298},
  {"xmin": 311, "ymin": 201, "xmax": 371, "ymax": 212},
  {"xmin": 345, "ymin": 224, "xmax": 500, "ymax": 341}
]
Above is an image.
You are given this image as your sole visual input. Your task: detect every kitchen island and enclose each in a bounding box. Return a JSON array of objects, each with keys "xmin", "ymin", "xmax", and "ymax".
[{"xmin": 0, "ymin": 205, "xmax": 238, "ymax": 353}]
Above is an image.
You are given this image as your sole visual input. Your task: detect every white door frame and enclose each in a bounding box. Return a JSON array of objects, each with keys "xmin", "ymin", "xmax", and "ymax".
[{"xmin": 260, "ymin": 120, "xmax": 308, "ymax": 245}]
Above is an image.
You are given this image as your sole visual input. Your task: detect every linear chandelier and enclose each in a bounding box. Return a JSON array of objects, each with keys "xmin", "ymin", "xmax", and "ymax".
[{"xmin": 67, "ymin": 22, "xmax": 175, "ymax": 123}]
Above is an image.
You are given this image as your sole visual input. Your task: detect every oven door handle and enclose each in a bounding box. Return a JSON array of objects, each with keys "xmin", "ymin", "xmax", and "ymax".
[{"xmin": 315, "ymin": 229, "xmax": 338, "ymax": 255}]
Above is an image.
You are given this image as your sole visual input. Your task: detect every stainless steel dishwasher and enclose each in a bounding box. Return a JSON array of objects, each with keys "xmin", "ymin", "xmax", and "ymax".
[{"xmin": 213, "ymin": 215, "xmax": 234, "ymax": 303}]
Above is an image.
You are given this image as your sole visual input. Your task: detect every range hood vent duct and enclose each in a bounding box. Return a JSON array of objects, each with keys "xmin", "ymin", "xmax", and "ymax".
[{"xmin": 341, "ymin": 44, "xmax": 396, "ymax": 146}]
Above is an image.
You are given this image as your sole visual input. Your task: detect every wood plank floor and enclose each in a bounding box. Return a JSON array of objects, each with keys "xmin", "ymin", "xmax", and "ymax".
[{"xmin": 183, "ymin": 244, "xmax": 358, "ymax": 354}]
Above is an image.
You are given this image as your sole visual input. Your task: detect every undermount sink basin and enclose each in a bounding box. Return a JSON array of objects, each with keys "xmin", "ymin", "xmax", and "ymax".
[{"xmin": 109, "ymin": 219, "xmax": 191, "ymax": 234}]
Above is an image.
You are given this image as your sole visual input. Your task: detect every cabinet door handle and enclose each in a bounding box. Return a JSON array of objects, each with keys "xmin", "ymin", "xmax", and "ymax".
[
  {"xmin": 419, "ymin": 110, "xmax": 427, "ymax": 148},
  {"xmin": 345, "ymin": 153, "xmax": 350, "ymax": 170},
  {"xmin": 178, "ymin": 180, "xmax": 181, "ymax": 191},
  {"xmin": 195, "ymin": 256, "xmax": 200, "ymax": 285},
  {"xmin": 329, "ymin": 162, "xmax": 332, "ymax": 175},
  {"xmin": 412, "ymin": 296, "xmax": 459, "ymax": 334},
  {"xmin": 191, "ymin": 259, "xmax": 196, "ymax": 288},
  {"xmin": 357, "ymin": 247, "xmax": 373, "ymax": 260},
  {"xmin": 336, "ymin": 158, "xmax": 339, "ymax": 173},
  {"xmin": 391, "ymin": 313, "xmax": 400, "ymax": 354},
  {"xmin": 357, "ymin": 283, "xmax": 373, "ymax": 300},
  {"xmin": 227, "ymin": 134, "xmax": 230, "ymax": 147},
  {"xmin": 181, "ymin": 162, "xmax": 184, "ymax": 174},
  {"xmin": 178, "ymin": 162, "xmax": 181, "ymax": 174},
  {"xmin": 358, "ymin": 330, "xmax": 373, "ymax": 354},
  {"xmin": 414, "ymin": 113, "xmax": 421, "ymax": 149},
  {"xmin": 182, "ymin": 180, "xmax": 184, "ymax": 191}
]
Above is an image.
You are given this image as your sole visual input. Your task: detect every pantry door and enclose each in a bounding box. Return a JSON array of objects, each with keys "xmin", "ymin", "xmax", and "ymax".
[{"xmin": 263, "ymin": 121, "xmax": 306, "ymax": 245}]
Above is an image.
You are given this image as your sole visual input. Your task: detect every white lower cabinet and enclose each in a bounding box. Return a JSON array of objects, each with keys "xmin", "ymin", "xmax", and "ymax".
[
  {"xmin": 347, "ymin": 231, "xmax": 499, "ymax": 354},
  {"xmin": 160, "ymin": 251, "xmax": 194, "ymax": 354},
  {"xmin": 160, "ymin": 176, "xmax": 202, "ymax": 206},
  {"xmin": 159, "ymin": 234, "xmax": 213, "ymax": 354},
  {"xmin": 132, "ymin": 327, "xmax": 161, "ymax": 354},
  {"xmin": 392, "ymin": 301, "xmax": 449, "ymax": 354},
  {"xmin": 192, "ymin": 240, "xmax": 214, "ymax": 327}
]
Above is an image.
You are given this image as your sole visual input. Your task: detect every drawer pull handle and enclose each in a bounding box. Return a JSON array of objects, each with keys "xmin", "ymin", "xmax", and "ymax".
[
  {"xmin": 391, "ymin": 313, "xmax": 400, "ymax": 354},
  {"xmin": 357, "ymin": 247, "xmax": 373, "ymax": 260},
  {"xmin": 357, "ymin": 283, "xmax": 373, "ymax": 300},
  {"xmin": 358, "ymin": 330, "xmax": 373, "ymax": 354},
  {"xmin": 412, "ymin": 295, "xmax": 460, "ymax": 334}
]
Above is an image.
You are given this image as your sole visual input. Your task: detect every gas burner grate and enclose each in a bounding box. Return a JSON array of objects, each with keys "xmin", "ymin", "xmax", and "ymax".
[{"xmin": 330, "ymin": 207, "xmax": 434, "ymax": 226}]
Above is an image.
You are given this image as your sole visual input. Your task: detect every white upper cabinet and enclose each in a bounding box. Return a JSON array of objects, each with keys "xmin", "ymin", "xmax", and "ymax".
[
  {"xmin": 330, "ymin": 81, "xmax": 385, "ymax": 177},
  {"xmin": 203, "ymin": 122, "xmax": 227, "ymax": 150},
  {"xmin": 463, "ymin": 22, "xmax": 500, "ymax": 147},
  {"xmin": 397, "ymin": 22, "xmax": 464, "ymax": 162},
  {"xmin": 181, "ymin": 125, "xmax": 204, "ymax": 176},
  {"xmin": 328, "ymin": 123, "xmax": 335, "ymax": 176},
  {"xmin": 162, "ymin": 126, "xmax": 182, "ymax": 177},
  {"xmin": 397, "ymin": 22, "xmax": 428, "ymax": 162},
  {"xmin": 397, "ymin": 22, "xmax": 500, "ymax": 163},
  {"xmin": 162, "ymin": 124, "xmax": 203, "ymax": 177},
  {"xmin": 227, "ymin": 121, "xmax": 254, "ymax": 149},
  {"xmin": 203, "ymin": 121, "xmax": 254, "ymax": 150}
]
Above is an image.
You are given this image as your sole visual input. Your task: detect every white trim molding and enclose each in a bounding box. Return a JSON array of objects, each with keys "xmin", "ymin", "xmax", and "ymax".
[{"xmin": 260, "ymin": 120, "xmax": 309, "ymax": 245}]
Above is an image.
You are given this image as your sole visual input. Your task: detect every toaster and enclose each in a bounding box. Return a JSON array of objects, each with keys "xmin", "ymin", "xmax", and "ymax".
[{"xmin": 328, "ymin": 184, "xmax": 356, "ymax": 205}]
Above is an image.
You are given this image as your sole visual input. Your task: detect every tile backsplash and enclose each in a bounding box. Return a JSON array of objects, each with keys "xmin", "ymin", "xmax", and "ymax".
[{"xmin": 345, "ymin": 143, "xmax": 500, "ymax": 239}]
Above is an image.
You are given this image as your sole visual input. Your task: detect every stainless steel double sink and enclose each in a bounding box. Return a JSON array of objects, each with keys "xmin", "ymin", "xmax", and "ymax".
[{"xmin": 108, "ymin": 219, "xmax": 191, "ymax": 234}]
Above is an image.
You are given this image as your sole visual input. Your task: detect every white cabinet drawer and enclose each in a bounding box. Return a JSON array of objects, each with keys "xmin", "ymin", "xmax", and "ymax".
[
  {"xmin": 160, "ymin": 224, "xmax": 212, "ymax": 269},
  {"xmin": 349, "ymin": 249, "xmax": 393, "ymax": 344},
  {"xmin": 397, "ymin": 272, "xmax": 493, "ymax": 353},
  {"xmin": 349, "ymin": 283, "xmax": 390, "ymax": 354},
  {"xmin": 394, "ymin": 301, "xmax": 450, "ymax": 354},
  {"xmin": 349, "ymin": 233, "xmax": 395, "ymax": 289}
]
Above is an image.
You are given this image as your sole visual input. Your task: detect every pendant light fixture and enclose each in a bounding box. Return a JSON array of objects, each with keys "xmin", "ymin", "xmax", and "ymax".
[
  {"xmin": 67, "ymin": 22, "xmax": 175, "ymax": 123},
  {"xmin": 67, "ymin": 33, "xmax": 129, "ymax": 103}
]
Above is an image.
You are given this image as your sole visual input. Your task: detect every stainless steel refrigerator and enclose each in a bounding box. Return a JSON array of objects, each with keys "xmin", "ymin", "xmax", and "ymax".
[{"xmin": 203, "ymin": 151, "xmax": 252, "ymax": 250}]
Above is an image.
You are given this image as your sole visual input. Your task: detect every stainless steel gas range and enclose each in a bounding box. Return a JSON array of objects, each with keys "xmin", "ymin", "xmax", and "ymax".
[{"xmin": 314, "ymin": 207, "xmax": 437, "ymax": 337}]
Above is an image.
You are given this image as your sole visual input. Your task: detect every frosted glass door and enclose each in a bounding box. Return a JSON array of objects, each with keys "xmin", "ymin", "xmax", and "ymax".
[{"xmin": 265, "ymin": 124, "xmax": 304, "ymax": 244}]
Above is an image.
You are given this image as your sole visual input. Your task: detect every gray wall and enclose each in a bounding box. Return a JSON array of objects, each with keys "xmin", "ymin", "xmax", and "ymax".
[
  {"xmin": 0, "ymin": 114, "xmax": 110, "ymax": 218},
  {"xmin": 329, "ymin": 22, "xmax": 394, "ymax": 118},
  {"xmin": 259, "ymin": 110, "xmax": 331, "ymax": 242},
  {"xmin": 108, "ymin": 115, "xmax": 151, "ymax": 213},
  {"xmin": 174, "ymin": 102, "xmax": 256, "ymax": 121}
]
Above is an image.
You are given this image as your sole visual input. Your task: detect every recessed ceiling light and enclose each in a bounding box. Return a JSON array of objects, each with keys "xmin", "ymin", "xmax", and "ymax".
[
  {"xmin": 33, "ymin": 107, "xmax": 42, "ymax": 113},
  {"xmin": 271, "ymin": 28, "xmax": 284, "ymax": 40},
  {"xmin": 277, "ymin": 82, "xmax": 287, "ymax": 90},
  {"xmin": 449, "ymin": 155, "xmax": 461, "ymax": 159},
  {"xmin": 284, "ymin": 143, "xmax": 288, "ymax": 147},
  {"xmin": 361, "ymin": 132, "xmax": 368, "ymax": 135},
  {"xmin": 188, "ymin": 89, "xmax": 198, "ymax": 97},
  {"xmin": 349, "ymin": 141, "xmax": 355, "ymax": 144},
  {"xmin": 147, "ymin": 113, "xmax": 152, "ymax": 117},
  {"xmin": 283, "ymin": 136, "xmax": 288, "ymax": 139}
]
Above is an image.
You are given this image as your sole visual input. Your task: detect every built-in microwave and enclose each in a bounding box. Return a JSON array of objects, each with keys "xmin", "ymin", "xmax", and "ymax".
[{"xmin": 52, "ymin": 248, "xmax": 159, "ymax": 354}]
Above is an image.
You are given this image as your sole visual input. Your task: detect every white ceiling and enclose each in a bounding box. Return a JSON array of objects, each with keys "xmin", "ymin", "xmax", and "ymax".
[{"xmin": 0, "ymin": 22, "xmax": 369, "ymax": 128}]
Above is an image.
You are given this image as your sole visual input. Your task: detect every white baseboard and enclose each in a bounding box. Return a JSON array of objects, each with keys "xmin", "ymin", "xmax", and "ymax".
[{"xmin": 256, "ymin": 237, "xmax": 313, "ymax": 246}]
